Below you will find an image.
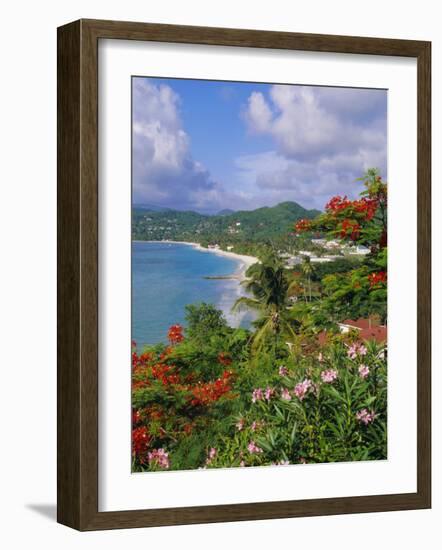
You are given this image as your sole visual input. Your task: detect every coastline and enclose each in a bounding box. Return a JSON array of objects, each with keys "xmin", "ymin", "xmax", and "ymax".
[
  {"xmin": 132, "ymin": 239, "xmax": 258, "ymax": 340},
  {"xmin": 134, "ymin": 240, "xmax": 259, "ymax": 277}
]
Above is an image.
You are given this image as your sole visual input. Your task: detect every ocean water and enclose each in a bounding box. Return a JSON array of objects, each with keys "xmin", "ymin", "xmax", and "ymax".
[{"xmin": 132, "ymin": 241, "xmax": 253, "ymax": 347}]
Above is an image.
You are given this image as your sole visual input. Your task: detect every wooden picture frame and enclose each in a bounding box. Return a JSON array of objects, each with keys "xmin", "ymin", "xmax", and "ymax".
[{"xmin": 57, "ymin": 18, "xmax": 431, "ymax": 531}]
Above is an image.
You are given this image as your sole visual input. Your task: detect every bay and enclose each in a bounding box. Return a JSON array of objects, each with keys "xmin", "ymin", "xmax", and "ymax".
[{"xmin": 132, "ymin": 241, "xmax": 253, "ymax": 347}]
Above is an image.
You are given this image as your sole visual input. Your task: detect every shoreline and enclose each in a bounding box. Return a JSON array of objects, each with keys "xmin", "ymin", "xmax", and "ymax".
[{"xmin": 134, "ymin": 239, "xmax": 259, "ymax": 276}]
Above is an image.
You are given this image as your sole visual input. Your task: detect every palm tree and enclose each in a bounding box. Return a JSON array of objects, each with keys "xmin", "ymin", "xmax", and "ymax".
[
  {"xmin": 299, "ymin": 255, "xmax": 315, "ymax": 302},
  {"xmin": 232, "ymin": 252, "xmax": 297, "ymax": 351}
]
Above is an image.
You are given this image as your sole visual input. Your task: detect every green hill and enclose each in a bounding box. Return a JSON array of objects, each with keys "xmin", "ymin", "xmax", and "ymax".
[{"xmin": 132, "ymin": 201, "xmax": 320, "ymax": 247}]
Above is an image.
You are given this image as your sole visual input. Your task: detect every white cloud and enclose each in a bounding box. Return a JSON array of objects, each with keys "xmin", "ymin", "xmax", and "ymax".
[
  {"xmin": 240, "ymin": 84, "xmax": 387, "ymax": 209},
  {"xmin": 132, "ymin": 79, "xmax": 223, "ymax": 211}
]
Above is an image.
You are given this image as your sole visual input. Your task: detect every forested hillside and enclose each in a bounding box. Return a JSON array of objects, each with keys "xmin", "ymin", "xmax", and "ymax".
[{"xmin": 132, "ymin": 201, "xmax": 320, "ymax": 245}]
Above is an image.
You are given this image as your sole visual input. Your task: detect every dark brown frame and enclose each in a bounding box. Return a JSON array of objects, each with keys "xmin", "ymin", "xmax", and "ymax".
[{"xmin": 57, "ymin": 18, "xmax": 431, "ymax": 531}]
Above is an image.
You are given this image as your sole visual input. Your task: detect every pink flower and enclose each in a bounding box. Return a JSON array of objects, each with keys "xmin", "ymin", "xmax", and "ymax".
[
  {"xmin": 347, "ymin": 342, "xmax": 368, "ymax": 359},
  {"xmin": 294, "ymin": 379, "xmax": 312, "ymax": 401},
  {"xmin": 321, "ymin": 369, "xmax": 338, "ymax": 383},
  {"xmin": 281, "ymin": 388, "xmax": 292, "ymax": 401},
  {"xmin": 236, "ymin": 418, "xmax": 245, "ymax": 431},
  {"xmin": 264, "ymin": 387, "xmax": 274, "ymax": 401},
  {"xmin": 205, "ymin": 447, "xmax": 217, "ymax": 465},
  {"xmin": 356, "ymin": 408, "xmax": 377, "ymax": 425},
  {"xmin": 252, "ymin": 388, "xmax": 264, "ymax": 403},
  {"xmin": 359, "ymin": 344, "xmax": 368, "ymax": 356},
  {"xmin": 279, "ymin": 365, "xmax": 289, "ymax": 376},
  {"xmin": 347, "ymin": 343, "xmax": 358, "ymax": 359},
  {"xmin": 247, "ymin": 441, "xmax": 263, "ymax": 454},
  {"xmin": 240, "ymin": 460, "xmax": 246, "ymax": 467},
  {"xmin": 358, "ymin": 364, "xmax": 370, "ymax": 379},
  {"xmin": 147, "ymin": 448, "xmax": 170, "ymax": 469}
]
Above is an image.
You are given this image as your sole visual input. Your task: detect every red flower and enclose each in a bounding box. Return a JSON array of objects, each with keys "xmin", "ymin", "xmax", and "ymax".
[
  {"xmin": 189, "ymin": 370, "xmax": 234, "ymax": 407},
  {"xmin": 132, "ymin": 409, "xmax": 142, "ymax": 425},
  {"xmin": 340, "ymin": 219, "xmax": 360, "ymax": 240},
  {"xmin": 294, "ymin": 219, "xmax": 311, "ymax": 233},
  {"xmin": 132, "ymin": 350, "xmax": 141, "ymax": 369},
  {"xmin": 352, "ymin": 197, "xmax": 378, "ymax": 221},
  {"xmin": 368, "ymin": 271, "xmax": 387, "ymax": 288},
  {"xmin": 326, "ymin": 195, "xmax": 379, "ymax": 222},
  {"xmin": 132, "ymin": 426, "xmax": 151, "ymax": 461},
  {"xmin": 140, "ymin": 351, "xmax": 154, "ymax": 363},
  {"xmin": 325, "ymin": 195, "xmax": 351, "ymax": 214},
  {"xmin": 168, "ymin": 324, "xmax": 184, "ymax": 344},
  {"xmin": 218, "ymin": 352, "xmax": 233, "ymax": 366}
]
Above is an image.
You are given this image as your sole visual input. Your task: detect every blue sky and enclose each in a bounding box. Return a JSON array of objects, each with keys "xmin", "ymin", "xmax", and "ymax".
[{"xmin": 132, "ymin": 76, "xmax": 387, "ymax": 213}]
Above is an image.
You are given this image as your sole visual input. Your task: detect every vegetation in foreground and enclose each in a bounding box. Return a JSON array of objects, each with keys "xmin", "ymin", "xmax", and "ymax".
[{"xmin": 132, "ymin": 169, "xmax": 388, "ymax": 471}]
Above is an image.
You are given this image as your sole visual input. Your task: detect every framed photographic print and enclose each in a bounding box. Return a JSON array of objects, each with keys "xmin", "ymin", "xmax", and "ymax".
[{"xmin": 57, "ymin": 19, "xmax": 431, "ymax": 530}]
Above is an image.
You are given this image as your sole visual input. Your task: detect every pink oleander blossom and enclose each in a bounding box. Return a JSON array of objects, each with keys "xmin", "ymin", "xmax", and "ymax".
[
  {"xmin": 358, "ymin": 364, "xmax": 370, "ymax": 379},
  {"xmin": 147, "ymin": 448, "xmax": 170, "ymax": 469},
  {"xmin": 281, "ymin": 388, "xmax": 292, "ymax": 401},
  {"xmin": 247, "ymin": 441, "xmax": 263, "ymax": 454},
  {"xmin": 294, "ymin": 379, "xmax": 312, "ymax": 401},
  {"xmin": 205, "ymin": 447, "xmax": 217, "ymax": 465},
  {"xmin": 279, "ymin": 365, "xmax": 289, "ymax": 376},
  {"xmin": 356, "ymin": 408, "xmax": 377, "ymax": 425},
  {"xmin": 359, "ymin": 344, "xmax": 368, "ymax": 356},
  {"xmin": 347, "ymin": 342, "xmax": 368, "ymax": 359},
  {"xmin": 264, "ymin": 387, "xmax": 274, "ymax": 401},
  {"xmin": 320, "ymin": 369, "xmax": 338, "ymax": 383},
  {"xmin": 236, "ymin": 418, "xmax": 245, "ymax": 431},
  {"xmin": 252, "ymin": 388, "xmax": 264, "ymax": 403}
]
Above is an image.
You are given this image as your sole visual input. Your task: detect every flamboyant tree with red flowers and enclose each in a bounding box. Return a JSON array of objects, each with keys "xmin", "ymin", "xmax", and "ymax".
[
  {"xmin": 293, "ymin": 169, "xmax": 388, "ymax": 324},
  {"xmin": 295, "ymin": 168, "xmax": 387, "ymax": 252},
  {"xmin": 131, "ymin": 336, "xmax": 237, "ymax": 470}
]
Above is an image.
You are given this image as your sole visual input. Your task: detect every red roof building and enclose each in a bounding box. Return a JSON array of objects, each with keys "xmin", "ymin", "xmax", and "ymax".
[{"xmin": 338, "ymin": 318, "xmax": 387, "ymax": 344}]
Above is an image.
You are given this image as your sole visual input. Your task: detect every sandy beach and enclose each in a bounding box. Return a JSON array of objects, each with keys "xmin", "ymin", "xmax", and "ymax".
[{"xmin": 138, "ymin": 240, "xmax": 259, "ymax": 277}]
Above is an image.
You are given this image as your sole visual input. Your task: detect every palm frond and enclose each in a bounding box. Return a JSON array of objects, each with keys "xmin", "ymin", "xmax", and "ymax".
[
  {"xmin": 232, "ymin": 296, "xmax": 264, "ymax": 313},
  {"xmin": 251, "ymin": 318, "xmax": 275, "ymax": 352}
]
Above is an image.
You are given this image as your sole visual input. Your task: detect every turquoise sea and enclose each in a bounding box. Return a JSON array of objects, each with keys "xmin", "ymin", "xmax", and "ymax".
[{"xmin": 132, "ymin": 241, "xmax": 253, "ymax": 347}]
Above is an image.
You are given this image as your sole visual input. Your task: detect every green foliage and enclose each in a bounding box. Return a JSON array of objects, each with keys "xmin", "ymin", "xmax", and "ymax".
[
  {"xmin": 185, "ymin": 302, "xmax": 229, "ymax": 343},
  {"xmin": 132, "ymin": 201, "xmax": 320, "ymax": 255}
]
